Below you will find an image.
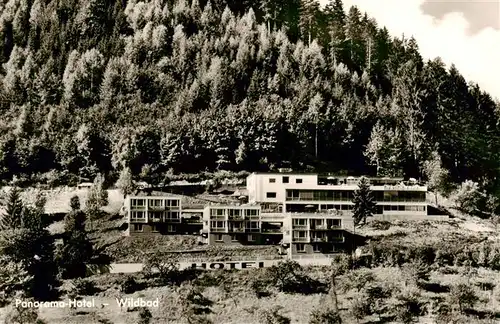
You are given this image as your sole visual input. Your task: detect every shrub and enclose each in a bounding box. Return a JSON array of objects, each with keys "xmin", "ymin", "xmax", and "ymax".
[
  {"xmin": 137, "ymin": 307, "xmax": 152, "ymax": 324},
  {"xmin": 448, "ymin": 282, "xmax": 478, "ymax": 314},
  {"xmin": 370, "ymin": 220, "xmax": 391, "ymax": 231},
  {"xmin": 349, "ymin": 295, "xmax": 371, "ymax": 322},
  {"xmin": 258, "ymin": 306, "xmax": 291, "ymax": 324},
  {"xmin": 309, "ymin": 307, "xmax": 342, "ymax": 324},
  {"xmin": 5, "ymin": 303, "xmax": 40, "ymax": 324},
  {"xmin": 120, "ymin": 276, "xmax": 142, "ymax": 294},
  {"xmin": 401, "ymin": 260, "xmax": 430, "ymax": 288},
  {"xmin": 391, "ymin": 287, "xmax": 425, "ymax": 324},
  {"xmin": 69, "ymin": 278, "xmax": 96, "ymax": 296}
]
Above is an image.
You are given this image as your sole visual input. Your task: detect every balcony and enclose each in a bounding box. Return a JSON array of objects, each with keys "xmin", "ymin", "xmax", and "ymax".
[
  {"xmin": 149, "ymin": 217, "xmax": 162, "ymax": 222},
  {"xmin": 228, "ymin": 215, "xmax": 245, "ymax": 221},
  {"xmin": 311, "ymin": 225, "xmax": 328, "ymax": 230},
  {"xmin": 148, "ymin": 205, "xmax": 165, "ymax": 211},
  {"xmin": 211, "ymin": 227, "xmax": 227, "ymax": 233},
  {"xmin": 229, "ymin": 227, "xmax": 245, "ymax": 233},
  {"xmin": 329, "ymin": 236, "xmax": 345, "ymax": 242},
  {"xmin": 311, "ymin": 237, "xmax": 328, "ymax": 243},
  {"xmin": 130, "ymin": 205, "xmax": 146, "ymax": 210},
  {"xmin": 210, "ymin": 215, "xmax": 226, "ymax": 220},
  {"xmin": 292, "ymin": 237, "xmax": 309, "ymax": 243},
  {"xmin": 292, "ymin": 225, "xmax": 308, "ymax": 230},
  {"xmin": 262, "ymin": 228, "xmax": 282, "ymax": 234},
  {"xmin": 130, "ymin": 218, "xmax": 147, "ymax": 223}
]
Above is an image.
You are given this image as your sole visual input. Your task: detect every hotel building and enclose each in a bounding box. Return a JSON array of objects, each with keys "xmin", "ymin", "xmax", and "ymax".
[
  {"xmin": 246, "ymin": 173, "xmax": 427, "ymax": 216},
  {"xmin": 124, "ymin": 195, "xmax": 182, "ymax": 236},
  {"xmin": 201, "ymin": 205, "xmax": 262, "ymax": 245},
  {"xmin": 247, "ymin": 172, "xmax": 427, "ymax": 255}
]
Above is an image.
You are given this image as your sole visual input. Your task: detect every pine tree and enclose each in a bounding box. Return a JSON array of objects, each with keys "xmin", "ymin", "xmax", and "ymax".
[
  {"xmin": 116, "ymin": 167, "xmax": 136, "ymax": 198},
  {"xmin": 1, "ymin": 186, "xmax": 24, "ymax": 230},
  {"xmin": 352, "ymin": 177, "xmax": 376, "ymax": 226}
]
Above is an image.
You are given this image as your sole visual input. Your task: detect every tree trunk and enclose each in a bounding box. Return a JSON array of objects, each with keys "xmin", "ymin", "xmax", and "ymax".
[
  {"xmin": 330, "ymin": 275, "xmax": 339, "ymax": 312},
  {"xmin": 315, "ymin": 123, "xmax": 318, "ymax": 158}
]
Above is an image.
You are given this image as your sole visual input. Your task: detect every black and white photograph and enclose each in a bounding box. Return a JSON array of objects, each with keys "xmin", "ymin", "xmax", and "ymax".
[{"xmin": 0, "ymin": 0, "xmax": 499, "ymax": 323}]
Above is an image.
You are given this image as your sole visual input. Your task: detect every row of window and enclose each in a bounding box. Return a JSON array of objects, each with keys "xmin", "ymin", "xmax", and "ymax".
[
  {"xmin": 382, "ymin": 205, "xmax": 426, "ymax": 212},
  {"xmin": 285, "ymin": 190, "xmax": 426, "ymax": 202},
  {"xmin": 295, "ymin": 243, "xmax": 332, "ymax": 253},
  {"xmin": 209, "ymin": 208, "xmax": 260, "ymax": 217},
  {"xmin": 130, "ymin": 199, "xmax": 180, "ymax": 207},
  {"xmin": 214, "ymin": 234, "xmax": 257, "ymax": 242},
  {"xmin": 210, "ymin": 221, "xmax": 260, "ymax": 229},
  {"xmin": 269, "ymin": 176, "xmax": 303, "ymax": 184},
  {"xmin": 130, "ymin": 211, "xmax": 180, "ymax": 219},
  {"xmin": 132, "ymin": 224, "xmax": 177, "ymax": 232}
]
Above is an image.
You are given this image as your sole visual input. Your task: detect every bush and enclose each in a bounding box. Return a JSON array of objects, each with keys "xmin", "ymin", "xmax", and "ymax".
[
  {"xmin": 5, "ymin": 303, "xmax": 40, "ymax": 324},
  {"xmin": 349, "ymin": 295, "xmax": 371, "ymax": 321},
  {"xmin": 137, "ymin": 307, "xmax": 152, "ymax": 324},
  {"xmin": 69, "ymin": 278, "xmax": 96, "ymax": 296},
  {"xmin": 448, "ymin": 282, "xmax": 478, "ymax": 314},
  {"xmin": 309, "ymin": 307, "xmax": 342, "ymax": 324},
  {"xmin": 258, "ymin": 306, "xmax": 291, "ymax": 324},
  {"xmin": 391, "ymin": 287, "xmax": 425, "ymax": 324},
  {"xmin": 120, "ymin": 276, "xmax": 142, "ymax": 294},
  {"xmin": 370, "ymin": 220, "xmax": 391, "ymax": 231}
]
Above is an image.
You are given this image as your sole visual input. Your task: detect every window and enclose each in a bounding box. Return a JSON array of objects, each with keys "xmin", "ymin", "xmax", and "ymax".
[
  {"xmin": 150, "ymin": 199, "xmax": 162, "ymax": 207},
  {"xmin": 133, "ymin": 224, "xmax": 143, "ymax": 232},
  {"xmin": 296, "ymin": 178, "xmax": 303, "ymax": 184},
  {"xmin": 282, "ymin": 176, "xmax": 289, "ymax": 183},
  {"xmin": 296, "ymin": 243, "xmax": 306, "ymax": 252},
  {"xmin": 131, "ymin": 211, "xmax": 145, "ymax": 219},
  {"xmin": 293, "ymin": 218, "xmax": 307, "ymax": 226},
  {"xmin": 231, "ymin": 235, "xmax": 238, "ymax": 242},
  {"xmin": 313, "ymin": 244, "xmax": 321, "ymax": 252},
  {"xmin": 269, "ymin": 178, "xmax": 276, "ymax": 183},
  {"xmin": 170, "ymin": 211, "xmax": 180, "ymax": 219},
  {"xmin": 211, "ymin": 208, "xmax": 225, "ymax": 217},
  {"xmin": 247, "ymin": 234, "xmax": 256, "ymax": 242},
  {"xmin": 266, "ymin": 192, "xmax": 277, "ymax": 198},
  {"xmin": 211, "ymin": 221, "xmax": 225, "ymax": 228},
  {"xmin": 215, "ymin": 234, "xmax": 223, "ymax": 242},
  {"xmin": 245, "ymin": 209, "xmax": 258, "ymax": 217},
  {"xmin": 152, "ymin": 225, "xmax": 159, "ymax": 232},
  {"xmin": 247, "ymin": 221, "xmax": 259, "ymax": 229},
  {"xmin": 167, "ymin": 225, "xmax": 176, "ymax": 232}
]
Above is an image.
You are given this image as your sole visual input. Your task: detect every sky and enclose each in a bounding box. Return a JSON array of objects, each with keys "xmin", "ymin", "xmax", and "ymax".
[{"xmin": 318, "ymin": 0, "xmax": 500, "ymax": 100}]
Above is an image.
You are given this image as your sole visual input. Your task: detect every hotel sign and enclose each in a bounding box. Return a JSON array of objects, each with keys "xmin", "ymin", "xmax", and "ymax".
[{"xmin": 189, "ymin": 261, "xmax": 266, "ymax": 270}]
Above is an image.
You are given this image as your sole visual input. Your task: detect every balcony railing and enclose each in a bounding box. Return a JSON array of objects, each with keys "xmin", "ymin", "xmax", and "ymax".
[
  {"xmin": 211, "ymin": 227, "xmax": 227, "ymax": 233},
  {"xmin": 210, "ymin": 215, "xmax": 226, "ymax": 220},
  {"xmin": 292, "ymin": 225, "xmax": 308, "ymax": 229},
  {"xmin": 311, "ymin": 225, "xmax": 328, "ymax": 230},
  {"xmin": 292, "ymin": 237, "xmax": 309, "ymax": 243},
  {"xmin": 130, "ymin": 218, "xmax": 147, "ymax": 223},
  {"xmin": 148, "ymin": 205, "xmax": 165, "ymax": 211},
  {"xmin": 228, "ymin": 216, "xmax": 245, "ymax": 221},
  {"xmin": 311, "ymin": 237, "xmax": 328, "ymax": 243},
  {"xmin": 229, "ymin": 228, "xmax": 245, "ymax": 233},
  {"xmin": 130, "ymin": 205, "xmax": 146, "ymax": 210},
  {"xmin": 262, "ymin": 228, "xmax": 282, "ymax": 233}
]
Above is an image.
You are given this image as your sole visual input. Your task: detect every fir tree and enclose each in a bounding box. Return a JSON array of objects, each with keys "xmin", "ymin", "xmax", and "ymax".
[
  {"xmin": 1, "ymin": 186, "xmax": 24, "ymax": 230},
  {"xmin": 352, "ymin": 176, "xmax": 376, "ymax": 226}
]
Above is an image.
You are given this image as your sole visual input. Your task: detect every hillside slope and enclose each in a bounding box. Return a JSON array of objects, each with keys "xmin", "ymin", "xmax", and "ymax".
[{"xmin": 0, "ymin": 0, "xmax": 499, "ymax": 195}]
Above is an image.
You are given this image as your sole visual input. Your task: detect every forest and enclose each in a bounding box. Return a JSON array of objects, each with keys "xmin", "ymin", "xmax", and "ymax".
[{"xmin": 0, "ymin": 0, "xmax": 499, "ymax": 194}]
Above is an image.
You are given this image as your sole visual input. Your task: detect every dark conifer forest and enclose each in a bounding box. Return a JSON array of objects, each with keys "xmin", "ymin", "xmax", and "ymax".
[{"xmin": 0, "ymin": 0, "xmax": 499, "ymax": 193}]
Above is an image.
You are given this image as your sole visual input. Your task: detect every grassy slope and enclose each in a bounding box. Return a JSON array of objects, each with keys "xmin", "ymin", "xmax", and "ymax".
[{"xmin": 2, "ymin": 188, "xmax": 500, "ymax": 323}]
